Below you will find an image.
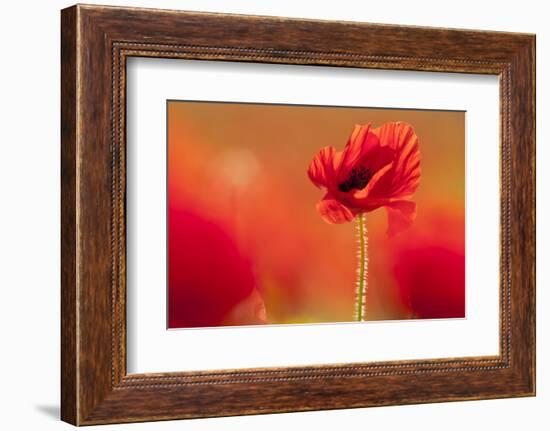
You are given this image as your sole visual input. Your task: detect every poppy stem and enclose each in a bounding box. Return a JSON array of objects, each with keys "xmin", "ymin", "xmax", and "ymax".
[{"xmin": 355, "ymin": 213, "xmax": 368, "ymax": 321}]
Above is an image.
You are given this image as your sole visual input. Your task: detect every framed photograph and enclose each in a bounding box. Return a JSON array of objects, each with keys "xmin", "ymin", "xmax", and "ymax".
[{"xmin": 61, "ymin": 4, "xmax": 535, "ymax": 425}]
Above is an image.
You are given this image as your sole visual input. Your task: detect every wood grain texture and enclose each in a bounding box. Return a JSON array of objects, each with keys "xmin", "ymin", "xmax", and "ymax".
[
  {"xmin": 60, "ymin": 5, "xmax": 78, "ymax": 425},
  {"xmin": 60, "ymin": 4, "xmax": 536, "ymax": 425}
]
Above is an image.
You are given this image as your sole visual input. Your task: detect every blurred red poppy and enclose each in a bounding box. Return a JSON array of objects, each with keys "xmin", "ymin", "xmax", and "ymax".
[
  {"xmin": 168, "ymin": 207, "xmax": 266, "ymax": 328},
  {"xmin": 392, "ymin": 213, "xmax": 465, "ymax": 319},
  {"xmin": 307, "ymin": 122, "xmax": 421, "ymax": 235}
]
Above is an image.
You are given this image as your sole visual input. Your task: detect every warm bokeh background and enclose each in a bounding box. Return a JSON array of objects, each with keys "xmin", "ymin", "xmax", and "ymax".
[{"xmin": 168, "ymin": 101, "xmax": 465, "ymax": 328}]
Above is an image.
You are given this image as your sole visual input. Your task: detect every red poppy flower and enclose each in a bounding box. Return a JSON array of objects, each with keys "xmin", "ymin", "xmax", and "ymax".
[
  {"xmin": 391, "ymin": 213, "xmax": 465, "ymax": 318},
  {"xmin": 394, "ymin": 245, "xmax": 465, "ymax": 319},
  {"xmin": 307, "ymin": 122, "xmax": 421, "ymax": 235},
  {"xmin": 168, "ymin": 207, "xmax": 266, "ymax": 328}
]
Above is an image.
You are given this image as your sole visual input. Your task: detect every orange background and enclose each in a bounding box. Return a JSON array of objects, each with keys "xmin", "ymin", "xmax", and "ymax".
[{"xmin": 168, "ymin": 101, "xmax": 465, "ymax": 328}]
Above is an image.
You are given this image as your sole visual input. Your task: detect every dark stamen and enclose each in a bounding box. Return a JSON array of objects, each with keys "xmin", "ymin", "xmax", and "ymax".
[{"xmin": 338, "ymin": 166, "xmax": 372, "ymax": 192}]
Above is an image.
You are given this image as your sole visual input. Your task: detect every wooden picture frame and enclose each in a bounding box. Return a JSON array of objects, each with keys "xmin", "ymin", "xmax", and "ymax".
[{"xmin": 61, "ymin": 4, "xmax": 535, "ymax": 425}]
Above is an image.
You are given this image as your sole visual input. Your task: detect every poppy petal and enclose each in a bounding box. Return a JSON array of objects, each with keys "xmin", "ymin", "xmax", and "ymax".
[
  {"xmin": 362, "ymin": 144, "xmax": 395, "ymax": 174},
  {"xmin": 386, "ymin": 200, "xmax": 417, "ymax": 236},
  {"xmin": 307, "ymin": 146, "xmax": 338, "ymax": 189},
  {"xmin": 337, "ymin": 124, "xmax": 380, "ymax": 179},
  {"xmin": 372, "ymin": 122, "xmax": 421, "ymax": 199},
  {"xmin": 317, "ymin": 194, "xmax": 356, "ymax": 224},
  {"xmin": 352, "ymin": 161, "xmax": 394, "ymax": 201}
]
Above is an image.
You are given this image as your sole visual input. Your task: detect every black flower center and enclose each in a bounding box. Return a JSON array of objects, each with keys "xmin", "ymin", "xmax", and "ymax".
[{"xmin": 338, "ymin": 166, "xmax": 372, "ymax": 192}]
